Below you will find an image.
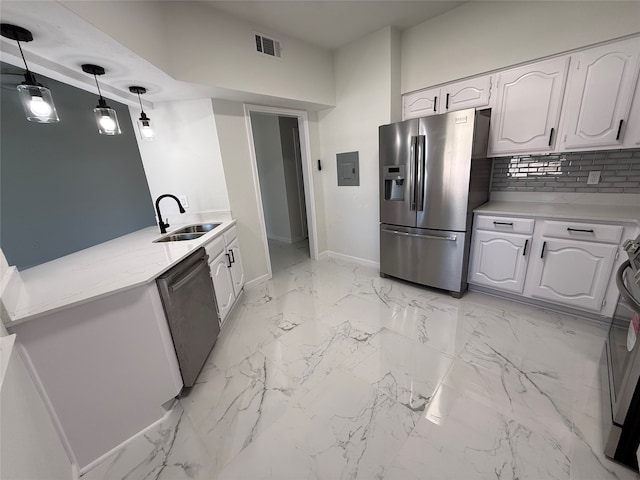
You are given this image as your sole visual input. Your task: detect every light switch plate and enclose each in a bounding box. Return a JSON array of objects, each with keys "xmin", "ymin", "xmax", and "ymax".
[
  {"xmin": 178, "ymin": 195, "xmax": 189, "ymax": 208},
  {"xmin": 587, "ymin": 171, "xmax": 601, "ymax": 185}
]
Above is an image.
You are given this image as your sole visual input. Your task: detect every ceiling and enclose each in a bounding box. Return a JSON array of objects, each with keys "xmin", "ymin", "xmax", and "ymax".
[
  {"xmin": 205, "ymin": 1, "xmax": 465, "ymax": 50},
  {"xmin": 0, "ymin": 1, "xmax": 465, "ymax": 106}
]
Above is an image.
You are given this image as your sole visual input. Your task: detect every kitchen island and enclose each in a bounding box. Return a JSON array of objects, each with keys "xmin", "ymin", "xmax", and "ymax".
[{"xmin": 1, "ymin": 212, "xmax": 237, "ymax": 472}]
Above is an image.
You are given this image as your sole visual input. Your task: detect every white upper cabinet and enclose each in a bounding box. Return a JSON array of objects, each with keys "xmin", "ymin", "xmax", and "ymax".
[
  {"xmin": 402, "ymin": 75, "xmax": 493, "ymax": 120},
  {"xmin": 403, "ymin": 87, "xmax": 440, "ymax": 119},
  {"xmin": 623, "ymin": 74, "xmax": 640, "ymax": 148},
  {"xmin": 560, "ymin": 37, "xmax": 640, "ymax": 151},
  {"xmin": 441, "ymin": 76, "xmax": 492, "ymax": 114},
  {"xmin": 489, "ymin": 56, "xmax": 570, "ymax": 156}
]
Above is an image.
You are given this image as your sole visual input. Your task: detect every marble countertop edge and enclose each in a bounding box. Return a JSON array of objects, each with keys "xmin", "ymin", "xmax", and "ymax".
[
  {"xmin": 4, "ymin": 214, "xmax": 236, "ymax": 327},
  {"xmin": 475, "ymin": 201, "xmax": 640, "ymax": 225}
]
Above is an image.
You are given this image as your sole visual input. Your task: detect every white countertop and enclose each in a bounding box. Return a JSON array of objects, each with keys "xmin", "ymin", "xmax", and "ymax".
[
  {"xmin": 3, "ymin": 214, "xmax": 236, "ymax": 326},
  {"xmin": 475, "ymin": 201, "xmax": 640, "ymax": 225}
]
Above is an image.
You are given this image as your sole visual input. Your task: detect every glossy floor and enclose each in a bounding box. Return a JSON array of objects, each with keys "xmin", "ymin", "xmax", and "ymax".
[{"xmin": 83, "ymin": 255, "xmax": 636, "ymax": 480}]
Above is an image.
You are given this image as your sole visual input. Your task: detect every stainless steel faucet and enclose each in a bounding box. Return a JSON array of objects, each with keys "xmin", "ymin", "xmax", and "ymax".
[{"xmin": 155, "ymin": 194, "xmax": 186, "ymax": 234}]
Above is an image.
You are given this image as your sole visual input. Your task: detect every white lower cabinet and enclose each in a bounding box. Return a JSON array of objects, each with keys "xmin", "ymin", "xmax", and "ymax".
[
  {"xmin": 210, "ymin": 250, "xmax": 235, "ymax": 323},
  {"xmin": 204, "ymin": 225, "xmax": 245, "ymax": 326},
  {"xmin": 468, "ymin": 230, "xmax": 531, "ymax": 293},
  {"xmin": 526, "ymin": 238, "xmax": 617, "ymax": 311},
  {"xmin": 469, "ymin": 214, "xmax": 625, "ymax": 317}
]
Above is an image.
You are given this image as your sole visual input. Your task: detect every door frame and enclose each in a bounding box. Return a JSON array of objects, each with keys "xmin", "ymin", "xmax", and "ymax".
[{"xmin": 243, "ymin": 104, "xmax": 319, "ymax": 278}]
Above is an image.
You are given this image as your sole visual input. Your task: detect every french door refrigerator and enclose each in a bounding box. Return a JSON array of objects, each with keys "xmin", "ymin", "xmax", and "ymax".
[{"xmin": 379, "ymin": 108, "xmax": 491, "ymax": 297}]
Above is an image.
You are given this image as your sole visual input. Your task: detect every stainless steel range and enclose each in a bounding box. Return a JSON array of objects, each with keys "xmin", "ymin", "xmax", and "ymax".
[{"xmin": 601, "ymin": 233, "xmax": 640, "ymax": 470}]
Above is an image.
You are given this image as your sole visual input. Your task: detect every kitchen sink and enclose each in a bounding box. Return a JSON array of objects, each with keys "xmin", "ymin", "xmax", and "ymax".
[
  {"xmin": 153, "ymin": 232, "xmax": 206, "ymax": 243},
  {"xmin": 172, "ymin": 223, "xmax": 221, "ymax": 234}
]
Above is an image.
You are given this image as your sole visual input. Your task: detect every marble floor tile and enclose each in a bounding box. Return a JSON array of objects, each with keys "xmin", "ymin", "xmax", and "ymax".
[
  {"xmin": 82, "ymin": 255, "xmax": 637, "ymax": 480},
  {"xmin": 267, "ymin": 238, "xmax": 309, "ymax": 273},
  {"xmin": 219, "ymin": 369, "xmax": 422, "ymax": 480},
  {"xmin": 384, "ymin": 384, "xmax": 572, "ymax": 480}
]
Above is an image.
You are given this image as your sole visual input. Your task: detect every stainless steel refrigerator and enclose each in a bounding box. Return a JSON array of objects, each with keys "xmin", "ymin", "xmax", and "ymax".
[{"xmin": 379, "ymin": 108, "xmax": 491, "ymax": 297}]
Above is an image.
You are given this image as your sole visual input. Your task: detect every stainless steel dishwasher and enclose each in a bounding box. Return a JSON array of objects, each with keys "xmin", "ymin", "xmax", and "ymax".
[{"xmin": 156, "ymin": 247, "xmax": 220, "ymax": 388}]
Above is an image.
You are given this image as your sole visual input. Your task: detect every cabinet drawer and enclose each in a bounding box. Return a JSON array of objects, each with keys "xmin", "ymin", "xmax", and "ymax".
[
  {"xmin": 540, "ymin": 220, "xmax": 623, "ymax": 244},
  {"xmin": 223, "ymin": 225, "xmax": 238, "ymax": 246},
  {"xmin": 204, "ymin": 236, "xmax": 225, "ymax": 261},
  {"xmin": 474, "ymin": 215, "xmax": 534, "ymax": 234}
]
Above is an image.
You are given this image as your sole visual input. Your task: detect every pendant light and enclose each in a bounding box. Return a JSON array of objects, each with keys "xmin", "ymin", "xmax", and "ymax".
[
  {"xmin": 129, "ymin": 86, "xmax": 154, "ymax": 140},
  {"xmin": 81, "ymin": 64, "xmax": 121, "ymax": 135},
  {"xmin": 0, "ymin": 23, "xmax": 59, "ymax": 123}
]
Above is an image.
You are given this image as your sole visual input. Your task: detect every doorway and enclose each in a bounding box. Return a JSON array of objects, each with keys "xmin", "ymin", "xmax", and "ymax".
[{"xmin": 245, "ymin": 106, "xmax": 317, "ymax": 276}]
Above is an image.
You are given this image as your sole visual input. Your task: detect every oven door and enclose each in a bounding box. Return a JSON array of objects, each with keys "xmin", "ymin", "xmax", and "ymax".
[{"xmin": 608, "ymin": 260, "xmax": 640, "ymax": 425}]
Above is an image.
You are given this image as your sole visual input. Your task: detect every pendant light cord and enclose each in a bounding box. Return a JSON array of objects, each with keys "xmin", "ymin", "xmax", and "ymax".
[
  {"xmin": 136, "ymin": 92, "xmax": 145, "ymax": 114},
  {"xmin": 92, "ymin": 74, "xmax": 103, "ymax": 99},
  {"xmin": 15, "ymin": 38, "xmax": 31, "ymax": 73}
]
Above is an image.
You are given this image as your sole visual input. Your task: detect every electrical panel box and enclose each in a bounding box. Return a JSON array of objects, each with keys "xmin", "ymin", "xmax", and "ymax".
[{"xmin": 336, "ymin": 151, "xmax": 359, "ymax": 186}]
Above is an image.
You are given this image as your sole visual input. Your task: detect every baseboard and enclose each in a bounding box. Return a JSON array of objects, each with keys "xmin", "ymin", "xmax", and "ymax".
[
  {"xmin": 320, "ymin": 250, "xmax": 380, "ymax": 269},
  {"xmin": 244, "ymin": 273, "xmax": 271, "ymax": 288},
  {"xmin": 267, "ymin": 234, "xmax": 293, "ymax": 244},
  {"xmin": 468, "ymin": 284, "xmax": 612, "ymax": 327}
]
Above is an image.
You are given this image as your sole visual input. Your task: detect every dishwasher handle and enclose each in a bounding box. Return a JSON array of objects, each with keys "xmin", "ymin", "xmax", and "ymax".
[
  {"xmin": 617, "ymin": 260, "xmax": 640, "ymax": 313},
  {"xmin": 170, "ymin": 260, "xmax": 209, "ymax": 292}
]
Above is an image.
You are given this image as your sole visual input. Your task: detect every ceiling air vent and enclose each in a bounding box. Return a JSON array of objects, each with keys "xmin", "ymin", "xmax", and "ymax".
[{"xmin": 255, "ymin": 33, "xmax": 281, "ymax": 59}]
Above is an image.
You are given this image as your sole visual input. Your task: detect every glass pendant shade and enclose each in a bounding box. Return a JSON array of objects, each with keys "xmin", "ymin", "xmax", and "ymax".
[
  {"xmin": 138, "ymin": 113, "xmax": 154, "ymax": 141},
  {"xmin": 17, "ymin": 82, "xmax": 59, "ymax": 123},
  {"xmin": 94, "ymin": 102, "xmax": 121, "ymax": 135}
]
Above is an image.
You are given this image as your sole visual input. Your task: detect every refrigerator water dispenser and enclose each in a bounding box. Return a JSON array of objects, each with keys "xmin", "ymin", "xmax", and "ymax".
[{"xmin": 383, "ymin": 165, "xmax": 405, "ymax": 201}]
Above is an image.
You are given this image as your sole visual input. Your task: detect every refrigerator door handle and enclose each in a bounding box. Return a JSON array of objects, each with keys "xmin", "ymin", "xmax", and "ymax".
[
  {"xmin": 416, "ymin": 135, "xmax": 426, "ymax": 211},
  {"xmin": 409, "ymin": 136, "xmax": 417, "ymax": 210},
  {"xmin": 382, "ymin": 228, "xmax": 457, "ymax": 242}
]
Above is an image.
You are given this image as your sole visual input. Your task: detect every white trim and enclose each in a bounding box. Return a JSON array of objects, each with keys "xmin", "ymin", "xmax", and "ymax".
[
  {"xmin": 245, "ymin": 273, "xmax": 271, "ymax": 288},
  {"xmin": 243, "ymin": 104, "xmax": 320, "ymax": 278},
  {"xmin": 320, "ymin": 250, "xmax": 380, "ymax": 269}
]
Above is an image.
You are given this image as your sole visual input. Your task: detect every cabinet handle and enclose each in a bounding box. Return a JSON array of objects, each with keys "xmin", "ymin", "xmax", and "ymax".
[
  {"xmin": 548, "ymin": 128, "xmax": 555, "ymax": 146},
  {"xmin": 523, "ymin": 239, "xmax": 528, "ymax": 256},
  {"xmin": 445, "ymin": 93, "xmax": 450, "ymax": 109},
  {"xmin": 493, "ymin": 221, "xmax": 513, "ymax": 226},
  {"xmin": 433, "ymin": 96, "xmax": 437, "ymax": 112},
  {"xmin": 567, "ymin": 228, "xmax": 594, "ymax": 234},
  {"xmin": 229, "ymin": 249, "xmax": 235, "ymax": 264},
  {"xmin": 225, "ymin": 253, "xmax": 232, "ymax": 268},
  {"xmin": 540, "ymin": 241, "xmax": 546, "ymax": 259},
  {"xmin": 616, "ymin": 119, "xmax": 624, "ymax": 140}
]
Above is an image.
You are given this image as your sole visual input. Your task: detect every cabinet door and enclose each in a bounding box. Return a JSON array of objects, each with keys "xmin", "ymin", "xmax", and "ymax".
[
  {"xmin": 468, "ymin": 230, "xmax": 531, "ymax": 293},
  {"xmin": 527, "ymin": 238, "xmax": 617, "ymax": 312},
  {"xmin": 441, "ymin": 76, "xmax": 492, "ymax": 113},
  {"xmin": 227, "ymin": 238, "xmax": 245, "ymax": 296},
  {"xmin": 209, "ymin": 252, "xmax": 235, "ymax": 325},
  {"xmin": 489, "ymin": 56, "xmax": 570, "ymax": 156},
  {"xmin": 562, "ymin": 37, "xmax": 640, "ymax": 150},
  {"xmin": 403, "ymin": 87, "xmax": 440, "ymax": 120},
  {"xmin": 623, "ymin": 75, "xmax": 640, "ymax": 148}
]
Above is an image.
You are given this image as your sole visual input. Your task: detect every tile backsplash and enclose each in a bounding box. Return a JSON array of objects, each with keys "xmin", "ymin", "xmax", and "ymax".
[{"xmin": 490, "ymin": 148, "xmax": 640, "ymax": 194}]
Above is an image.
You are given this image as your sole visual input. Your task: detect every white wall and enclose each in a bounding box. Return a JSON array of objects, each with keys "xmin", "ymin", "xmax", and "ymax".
[
  {"xmin": 250, "ymin": 113, "xmax": 292, "ymax": 242},
  {"xmin": 164, "ymin": 2, "xmax": 334, "ymax": 108},
  {"xmin": 317, "ymin": 26, "xmax": 400, "ymax": 264},
  {"xmin": 130, "ymin": 99, "xmax": 230, "ymax": 220},
  {"xmin": 1, "ymin": 327, "xmax": 74, "ymax": 479},
  {"xmin": 212, "ymin": 99, "xmax": 270, "ymax": 283},
  {"xmin": 402, "ymin": 1, "xmax": 640, "ymax": 93}
]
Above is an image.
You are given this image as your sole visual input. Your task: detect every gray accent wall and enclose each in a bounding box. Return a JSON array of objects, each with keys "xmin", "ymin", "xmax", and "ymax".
[
  {"xmin": 491, "ymin": 149, "xmax": 640, "ymax": 194},
  {"xmin": 1, "ymin": 64, "xmax": 155, "ymax": 270}
]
